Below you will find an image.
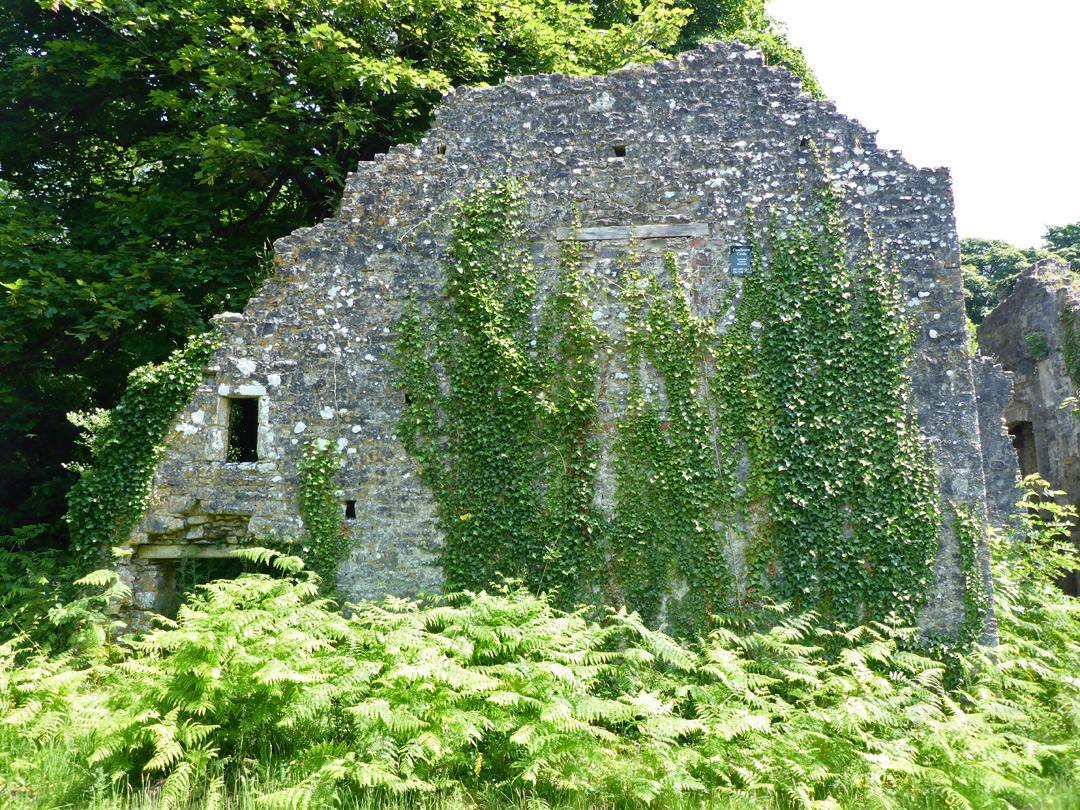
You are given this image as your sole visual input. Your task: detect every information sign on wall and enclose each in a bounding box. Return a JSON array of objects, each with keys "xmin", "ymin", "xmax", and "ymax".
[{"xmin": 730, "ymin": 245, "xmax": 754, "ymax": 277}]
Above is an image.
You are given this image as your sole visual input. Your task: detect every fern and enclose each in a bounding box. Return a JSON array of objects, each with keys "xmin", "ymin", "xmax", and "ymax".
[{"xmin": 1, "ymin": 525, "xmax": 1078, "ymax": 810}]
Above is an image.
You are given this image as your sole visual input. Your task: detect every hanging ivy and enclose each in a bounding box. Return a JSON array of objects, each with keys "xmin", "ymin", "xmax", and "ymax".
[
  {"xmin": 296, "ymin": 439, "xmax": 354, "ymax": 591},
  {"xmin": 395, "ymin": 178, "xmax": 602, "ymax": 607},
  {"xmin": 66, "ymin": 333, "xmax": 217, "ymax": 569},
  {"xmin": 1059, "ymin": 305, "xmax": 1080, "ymax": 390},
  {"xmin": 397, "ymin": 175, "xmax": 941, "ymax": 633},
  {"xmin": 952, "ymin": 504, "xmax": 992, "ymax": 645},
  {"xmin": 610, "ymin": 256, "xmax": 733, "ymax": 635},
  {"xmin": 753, "ymin": 188, "xmax": 940, "ymax": 627}
]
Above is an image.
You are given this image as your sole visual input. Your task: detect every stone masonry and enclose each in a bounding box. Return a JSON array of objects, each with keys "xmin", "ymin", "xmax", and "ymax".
[
  {"xmin": 978, "ymin": 261, "xmax": 1080, "ymax": 595},
  {"xmin": 121, "ymin": 42, "xmax": 1011, "ymax": 638}
]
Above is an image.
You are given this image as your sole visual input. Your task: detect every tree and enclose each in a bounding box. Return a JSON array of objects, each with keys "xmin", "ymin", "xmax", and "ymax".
[
  {"xmin": 0, "ymin": 0, "xmax": 691, "ymax": 541},
  {"xmin": 675, "ymin": 0, "xmax": 821, "ymax": 96},
  {"xmin": 1045, "ymin": 222, "xmax": 1080, "ymax": 265},
  {"xmin": 960, "ymin": 237, "xmax": 1053, "ymax": 325}
]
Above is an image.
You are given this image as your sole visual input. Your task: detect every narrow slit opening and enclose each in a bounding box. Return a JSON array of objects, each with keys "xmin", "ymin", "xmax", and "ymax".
[{"xmin": 345, "ymin": 500, "xmax": 357, "ymax": 519}]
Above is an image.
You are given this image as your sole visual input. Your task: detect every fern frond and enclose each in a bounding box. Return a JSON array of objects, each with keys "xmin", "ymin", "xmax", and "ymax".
[
  {"xmin": 159, "ymin": 759, "xmax": 195, "ymax": 810},
  {"xmin": 629, "ymin": 776, "xmax": 662, "ymax": 803},
  {"xmin": 202, "ymin": 774, "xmax": 225, "ymax": 810},
  {"xmin": 255, "ymin": 782, "xmax": 316, "ymax": 810},
  {"xmin": 74, "ymin": 569, "xmax": 120, "ymax": 588},
  {"xmin": 145, "ymin": 739, "xmax": 185, "ymax": 772},
  {"xmin": 233, "ymin": 546, "xmax": 305, "ymax": 574}
]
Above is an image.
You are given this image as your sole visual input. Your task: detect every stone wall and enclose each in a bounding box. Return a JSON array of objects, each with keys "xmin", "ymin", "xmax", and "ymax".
[
  {"xmin": 972, "ymin": 357, "xmax": 1021, "ymax": 532},
  {"xmin": 978, "ymin": 261, "xmax": 1080, "ymax": 595},
  {"xmin": 121, "ymin": 41, "xmax": 1006, "ymax": 636}
]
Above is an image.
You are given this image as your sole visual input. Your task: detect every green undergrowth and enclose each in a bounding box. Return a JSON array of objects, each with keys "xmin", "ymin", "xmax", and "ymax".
[
  {"xmin": 0, "ymin": 524, "xmax": 83, "ymax": 653},
  {"xmin": 1, "ymin": 490, "xmax": 1078, "ymax": 810}
]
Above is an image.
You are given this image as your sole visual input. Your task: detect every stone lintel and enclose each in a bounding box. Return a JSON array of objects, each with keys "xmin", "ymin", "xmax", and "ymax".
[
  {"xmin": 136, "ymin": 544, "xmax": 239, "ymax": 560},
  {"xmin": 555, "ymin": 223, "xmax": 710, "ymax": 241}
]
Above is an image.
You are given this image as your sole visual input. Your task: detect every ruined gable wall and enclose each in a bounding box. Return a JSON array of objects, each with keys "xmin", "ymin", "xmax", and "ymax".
[{"xmin": 125, "ymin": 41, "xmax": 998, "ymax": 636}]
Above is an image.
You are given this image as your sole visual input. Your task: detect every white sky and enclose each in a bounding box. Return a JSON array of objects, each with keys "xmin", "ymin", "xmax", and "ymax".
[{"xmin": 766, "ymin": 0, "xmax": 1080, "ymax": 249}]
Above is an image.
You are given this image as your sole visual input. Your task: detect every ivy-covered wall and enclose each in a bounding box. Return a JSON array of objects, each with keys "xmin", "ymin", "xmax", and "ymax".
[
  {"xmin": 120, "ymin": 41, "xmax": 1004, "ymax": 639},
  {"xmin": 396, "ymin": 177, "xmax": 944, "ymax": 634}
]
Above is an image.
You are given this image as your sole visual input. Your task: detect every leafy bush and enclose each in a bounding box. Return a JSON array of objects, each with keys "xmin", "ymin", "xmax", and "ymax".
[{"xmin": 1026, "ymin": 331, "xmax": 1051, "ymax": 360}]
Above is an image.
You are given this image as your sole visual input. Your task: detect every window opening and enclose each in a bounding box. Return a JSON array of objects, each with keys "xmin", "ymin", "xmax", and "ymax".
[
  {"xmin": 612, "ymin": 145, "xmax": 626, "ymax": 158},
  {"xmin": 436, "ymin": 143, "xmax": 447, "ymax": 156},
  {"xmin": 345, "ymin": 500, "xmax": 357, "ymax": 519},
  {"xmin": 227, "ymin": 398, "xmax": 259, "ymax": 462},
  {"xmin": 1008, "ymin": 421, "xmax": 1037, "ymax": 479}
]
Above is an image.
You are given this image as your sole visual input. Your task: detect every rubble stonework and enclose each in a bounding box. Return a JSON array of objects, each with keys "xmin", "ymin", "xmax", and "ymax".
[
  {"xmin": 978, "ymin": 262, "xmax": 1080, "ymax": 595},
  {"xmin": 121, "ymin": 41, "xmax": 1009, "ymax": 636},
  {"xmin": 971, "ymin": 356, "xmax": 1021, "ymax": 532}
]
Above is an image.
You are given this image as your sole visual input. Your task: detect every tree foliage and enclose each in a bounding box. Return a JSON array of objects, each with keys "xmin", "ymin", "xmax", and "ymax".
[
  {"xmin": 0, "ymin": 0, "xmax": 690, "ymax": 539},
  {"xmin": 676, "ymin": 0, "xmax": 822, "ymax": 96},
  {"xmin": 960, "ymin": 236, "xmax": 1054, "ymax": 325},
  {"xmin": 1045, "ymin": 221, "xmax": 1080, "ymax": 265}
]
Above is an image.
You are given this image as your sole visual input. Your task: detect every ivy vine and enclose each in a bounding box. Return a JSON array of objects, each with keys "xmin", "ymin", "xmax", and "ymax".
[
  {"xmin": 1060, "ymin": 305, "xmax": 1080, "ymax": 390},
  {"xmin": 952, "ymin": 503, "xmax": 992, "ymax": 645},
  {"xmin": 396, "ymin": 176, "xmax": 942, "ymax": 634},
  {"xmin": 752, "ymin": 188, "xmax": 940, "ymax": 627},
  {"xmin": 66, "ymin": 333, "xmax": 217, "ymax": 569},
  {"xmin": 296, "ymin": 439, "xmax": 353, "ymax": 591},
  {"xmin": 395, "ymin": 178, "xmax": 603, "ymax": 607},
  {"xmin": 611, "ymin": 256, "xmax": 733, "ymax": 634}
]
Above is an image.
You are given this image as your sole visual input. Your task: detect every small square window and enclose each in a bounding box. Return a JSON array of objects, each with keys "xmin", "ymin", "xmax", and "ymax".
[{"xmin": 226, "ymin": 398, "xmax": 259, "ymax": 462}]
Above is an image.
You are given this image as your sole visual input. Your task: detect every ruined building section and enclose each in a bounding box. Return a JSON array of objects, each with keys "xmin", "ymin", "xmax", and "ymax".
[
  {"xmin": 978, "ymin": 262, "xmax": 1080, "ymax": 595},
  {"xmin": 121, "ymin": 41, "xmax": 1005, "ymax": 637},
  {"xmin": 971, "ymin": 357, "xmax": 1022, "ymax": 532}
]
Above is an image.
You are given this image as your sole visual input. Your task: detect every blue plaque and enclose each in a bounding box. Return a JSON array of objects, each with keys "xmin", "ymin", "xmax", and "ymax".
[{"xmin": 730, "ymin": 245, "xmax": 754, "ymax": 277}]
